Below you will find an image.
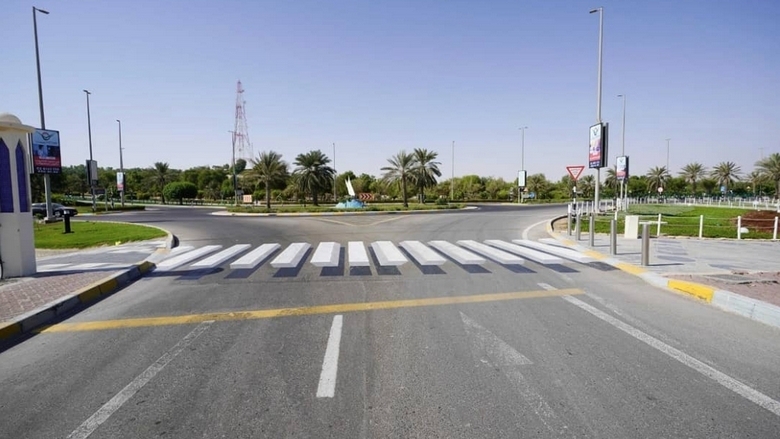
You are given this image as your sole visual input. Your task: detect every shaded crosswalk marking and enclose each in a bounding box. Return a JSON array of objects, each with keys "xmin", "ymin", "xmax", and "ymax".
[
  {"xmin": 428, "ymin": 240, "xmax": 486, "ymax": 265},
  {"xmin": 485, "ymin": 240, "xmax": 563, "ymax": 265},
  {"xmin": 513, "ymin": 239, "xmax": 595, "ymax": 264},
  {"xmin": 399, "ymin": 240, "xmax": 447, "ymax": 266},
  {"xmin": 348, "ymin": 241, "xmax": 370, "ymax": 267},
  {"xmin": 371, "ymin": 241, "xmax": 408, "ymax": 266},
  {"xmin": 229, "ymin": 243, "xmax": 281, "ymax": 270},
  {"xmin": 270, "ymin": 243, "xmax": 311, "ymax": 269},
  {"xmin": 311, "ymin": 242, "xmax": 341, "ymax": 267},
  {"xmin": 191, "ymin": 244, "xmax": 251, "ymax": 269},
  {"xmin": 457, "ymin": 240, "xmax": 524, "ymax": 265},
  {"xmin": 156, "ymin": 245, "xmax": 222, "ymax": 272}
]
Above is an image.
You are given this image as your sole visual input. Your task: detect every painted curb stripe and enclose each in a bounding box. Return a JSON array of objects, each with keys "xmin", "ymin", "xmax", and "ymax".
[{"xmin": 667, "ymin": 279, "xmax": 714, "ymax": 302}]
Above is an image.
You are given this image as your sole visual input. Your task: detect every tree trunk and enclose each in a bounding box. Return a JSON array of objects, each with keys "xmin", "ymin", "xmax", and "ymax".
[
  {"xmin": 265, "ymin": 180, "xmax": 271, "ymax": 210},
  {"xmin": 401, "ymin": 178, "xmax": 408, "ymax": 208},
  {"xmin": 313, "ymin": 188, "xmax": 319, "ymax": 206}
]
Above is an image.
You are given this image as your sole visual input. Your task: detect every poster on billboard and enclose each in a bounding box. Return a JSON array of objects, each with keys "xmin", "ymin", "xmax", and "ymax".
[
  {"xmin": 616, "ymin": 156, "xmax": 629, "ymax": 181},
  {"xmin": 86, "ymin": 160, "xmax": 98, "ymax": 185},
  {"xmin": 588, "ymin": 123, "xmax": 609, "ymax": 169},
  {"xmin": 30, "ymin": 129, "xmax": 61, "ymax": 174},
  {"xmin": 116, "ymin": 172, "xmax": 125, "ymax": 191},
  {"xmin": 517, "ymin": 170, "xmax": 527, "ymax": 188}
]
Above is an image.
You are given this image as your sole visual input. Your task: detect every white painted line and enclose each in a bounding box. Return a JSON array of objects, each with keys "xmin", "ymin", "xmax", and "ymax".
[
  {"xmin": 537, "ymin": 283, "xmax": 557, "ymax": 291},
  {"xmin": 108, "ymin": 249, "xmax": 149, "ymax": 254},
  {"xmin": 348, "ymin": 241, "xmax": 370, "ymax": 267},
  {"xmin": 399, "ymin": 240, "xmax": 447, "ymax": 266},
  {"xmin": 69, "ymin": 263, "xmax": 111, "ymax": 270},
  {"xmin": 168, "ymin": 245, "xmax": 194, "ymax": 256},
  {"xmin": 460, "ymin": 312, "xmax": 532, "ymax": 366},
  {"xmin": 66, "ymin": 321, "xmax": 213, "ymax": 439},
  {"xmin": 485, "ymin": 240, "xmax": 563, "ymax": 265},
  {"xmin": 311, "ymin": 242, "xmax": 341, "ymax": 267},
  {"xmin": 457, "ymin": 240, "xmax": 524, "ymax": 265},
  {"xmin": 513, "ymin": 239, "xmax": 595, "ymax": 264},
  {"xmin": 563, "ymin": 295, "xmax": 780, "ymax": 418},
  {"xmin": 270, "ymin": 242, "xmax": 311, "ymax": 268},
  {"xmin": 191, "ymin": 244, "xmax": 251, "ymax": 269},
  {"xmin": 155, "ymin": 245, "xmax": 222, "ymax": 272},
  {"xmin": 37, "ymin": 263, "xmax": 73, "ymax": 272},
  {"xmin": 370, "ymin": 241, "xmax": 408, "ymax": 266},
  {"xmin": 428, "ymin": 240, "xmax": 486, "ymax": 265},
  {"xmin": 316, "ymin": 315, "xmax": 343, "ymax": 398},
  {"xmin": 522, "ymin": 218, "xmax": 552, "ymax": 241},
  {"xmin": 229, "ymin": 243, "xmax": 281, "ymax": 270}
]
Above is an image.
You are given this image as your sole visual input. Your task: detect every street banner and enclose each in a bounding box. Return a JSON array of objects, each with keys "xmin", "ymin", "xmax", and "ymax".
[
  {"xmin": 30, "ymin": 129, "xmax": 61, "ymax": 174},
  {"xmin": 589, "ymin": 123, "xmax": 608, "ymax": 169},
  {"xmin": 616, "ymin": 156, "xmax": 629, "ymax": 181},
  {"xmin": 518, "ymin": 170, "xmax": 527, "ymax": 188}
]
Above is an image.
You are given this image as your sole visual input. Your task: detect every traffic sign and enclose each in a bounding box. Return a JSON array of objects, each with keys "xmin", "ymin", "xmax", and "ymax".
[
  {"xmin": 566, "ymin": 166, "xmax": 585, "ymax": 181},
  {"xmin": 358, "ymin": 193, "xmax": 374, "ymax": 201}
]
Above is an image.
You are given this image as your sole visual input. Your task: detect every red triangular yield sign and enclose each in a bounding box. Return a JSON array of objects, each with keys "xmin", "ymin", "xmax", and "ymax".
[{"xmin": 566, "ymin": 166, "xmax": 585, "ymax": 181}]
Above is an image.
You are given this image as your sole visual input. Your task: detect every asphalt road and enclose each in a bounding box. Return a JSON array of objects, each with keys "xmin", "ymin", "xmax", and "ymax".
[{"xmin": 2, "ymin": 205, "xmax": 779, "ymax": 438}]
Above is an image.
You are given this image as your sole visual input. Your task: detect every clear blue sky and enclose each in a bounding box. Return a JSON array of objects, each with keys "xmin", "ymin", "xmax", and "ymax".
[{"xmin": 3, "ymin": 0, "xmax": 779, "ymax": 182}]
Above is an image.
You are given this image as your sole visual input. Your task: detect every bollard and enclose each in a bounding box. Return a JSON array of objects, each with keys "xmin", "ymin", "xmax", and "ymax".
[
  {"xmin": 575, "ymin": 213, "xmax": 582, "ymax": 241},
  {"xmin": 567, "ymin": 211, "xmax": 572, "ymax": 236},
  {"xmin": 699, "ymin": 215, "xmax": 704, "ymax": 239},
  {"xmin": 641, "ymin": 223, "xmax": 650, "ymax": 266},
  {"xmin": 657, "ymin": 213, "xmax": 662, "ymax": 237},
  {"xmin": 774, "ymin": 217, "xmax": 778, "ymax": 241},
  {"xmin": 589, "ymin": 213, "xmax": 595, "ymax": 247},
  {"xmin": 63, "ymin": 213, "xmax": 72, "ymax": 234},
  {"xmin": 610, "ymin": 219, "xmax": 617, "ymax": 255},
  {"xmin": 737, "ymin": 216, "xmax": 742, "ymax": 240}
]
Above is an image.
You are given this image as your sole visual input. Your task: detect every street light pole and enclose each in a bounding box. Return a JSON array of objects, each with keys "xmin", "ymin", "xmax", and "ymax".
[
  {"xmin": 333, "ymin": 142, "xmax": 337, "ymax": 201},
  {"xmin": 33, "ymin": 6, "xmax": 54, "ymax": 221},
  {"xmin": 117, "ymin": 119, "xmax": 124, "ymax": 207},
  {"xmin": 590, "ymin": 7, "xmax": 604, "ymax": 214},
  {"xmin": 519, "ymin": 126, "xmax": 528, "ymax": 204},
  {"xmin": 83, "ymin": 89, "xmax": 96, "ymax": 211},
  {"xmin": 618, "ymin": 94, "xmax": 626, "ymax": 210},
  {"xmin": 229, "ymin": 130, "xmax": 237, "ymax": 205},
  {"xmin": 451, "ymin": 141, "xmax": 455, "ymax": 201},
  {"xmin": 666, "ymin": 138, "xmax": 671, "ymax": 171}
]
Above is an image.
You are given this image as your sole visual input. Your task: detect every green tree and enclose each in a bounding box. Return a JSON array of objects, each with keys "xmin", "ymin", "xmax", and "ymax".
[
  {"xmin": 679, "ymin": 162, "xmax": 707, "ymax": 195},
  {"xmin": 411, "ymin": 148, "xmax": 442, "ymax": 203},
  {"xmin": 755, "ymin": 153, "xmax": 780, "ymax": 197},
  {"xmin": 578, "ymin": 175, "xmax": 595, "ymax": 198},
  {"xmin": 645, "ymin": 166, "xmax": 670, "ymax": 193},
  {"xmin": 163, "ymin": 181, "xmax": 198, "ymax": 205},
  {"xmin": 604, "ymin": 168, "xmax": 618, "ymax": 193},
  {"xmin": 526, "ymin": 174, "xmax": 550, "ymax": 199},
  {"xmin": 247, "ymin": 151, "xmax": 288, "ymax": 209},
  {"xmin": 700, "ymin": 178, "xmax": 717, "ymax": 196},
  {"xmin": 152, "ymin": 162, "xmax": 171, "ymax": 204},
  {"xmin": 381, "ymin": 150, "xmax": 416, "ymax": 207},
  {"xmin": 710, "ymin": 161, "xmax": 742, "ymax": 193},
  {"xmin": 293, "ymin": 150, "xmax": 334, "ymax": 206}
]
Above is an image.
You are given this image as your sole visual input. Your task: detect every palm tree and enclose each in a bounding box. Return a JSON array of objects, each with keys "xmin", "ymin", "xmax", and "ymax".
[
  {"xmin": 152, "ymin": 162, "xmax": 170, "ymax": 204},
  {"xmin": 292, "ymin": 150, "xmax": 334, "ymax": 206},
  {"xmin": 746, "ymin": 171, "xmax": 765, "ymax": 197},
  {"xmin": 755, "ymin": 153, "xmax": 780, "ymax": 197},
  {"xmin": 579, "ymin": 175, "xmax": 595, "ymax": 197},
  {"xmin": 710, "ymin": 161, "xmax": 742, "ymax": 194},
  {"xmin": 381, "ymin": 151, "xmax": 416, "ymax": 207},
  {"xmin": 411, "ymin": 148, "xmax": 442, "ymax": 203},
  {"xmin": 679, "ymin": 162, "xmax": 706, "ymax": 195},
  {"xmin": 645, "ymin": 166, "xmax": 670, "ymax": 193},
  {"xmin": 604, "ymin": 168, "xmax": 618, "ymax": 192},
  {"xmin": 248, "ymin": 151, "xmax": 288, "ymax": 209}
]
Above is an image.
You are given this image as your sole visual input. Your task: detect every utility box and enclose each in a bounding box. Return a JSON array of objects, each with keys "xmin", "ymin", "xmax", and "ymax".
[
  {"xmin": 624, "ymin": 215, "xmax": 640, "ymax": 240},
  {"xmin": 0, "ymin": 113, "xmax": 37, "ymax": 277}
]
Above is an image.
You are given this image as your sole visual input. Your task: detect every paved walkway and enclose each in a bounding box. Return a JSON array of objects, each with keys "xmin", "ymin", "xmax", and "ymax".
[{"xmin": 0, "ymin": 240, "xmax": 165, "ymax": 325}]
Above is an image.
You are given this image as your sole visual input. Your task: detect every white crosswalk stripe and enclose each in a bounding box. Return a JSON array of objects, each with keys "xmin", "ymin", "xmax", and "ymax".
[
  {"xmin": 485, "ymin": 240, "xmax": 563, "ymax": 265},
  {"xmin": 513, "ymin": 239, "xmax": 595, "ymax": 264},
  {"xmin": 156, "ymin": 245, "xmax": 222, "ymax": 272},
  {"xmin": 399, "ymin": 240, "xmax": 447, "ymax": 266},
  {"xmin": 348, "ymin": 241, "xmax": 370, "ymax": 267},
  {"xmin": 456, "ymin": 240, "xmax": 524, "ymax": 265},
  {"xmin": 229, "ymin": 243, "xmax": 280, "ymax": 269},
  {"xmin": 191, "ymin": 244, "xmax": 251, "ymax": 269},
  {"xmin": 270, "ymin": 243, "xmax": 311, "ymax": 268},
  {"xmin": 371, "ymin": 241, "xmax": 408, "ymax": 266},
  {"xmin": 428, "ymin": 240, "xmax": 486, "ymax": 265},
  {"xmin": 311, "ymin": 242, "xmax": 341, "ymax": 267}
]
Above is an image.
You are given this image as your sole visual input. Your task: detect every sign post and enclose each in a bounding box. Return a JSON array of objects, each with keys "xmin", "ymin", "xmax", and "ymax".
[
  {"xmin": 517, "ymin": 170, "xmax": 527, "ymax": 204},
  {"xmin": 616, "ymin": 155, "xmax": 629, "ymax": 211},
  {"xmin": 567, "ymin": 165, "xmax": 585, "ymax": 213}
]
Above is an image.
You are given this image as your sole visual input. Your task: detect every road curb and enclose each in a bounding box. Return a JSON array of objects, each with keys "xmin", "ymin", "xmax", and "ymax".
[
  {"xmin": 211, "ymin": 206, "xmax": 478, "ymax": 217},
  {"xmin": 545, "ymin": 215, "xmax": 780, "ymax": 330},
  {"xmin": 0, "ymin": 261, "xmax": 157, "ymax": 344}
]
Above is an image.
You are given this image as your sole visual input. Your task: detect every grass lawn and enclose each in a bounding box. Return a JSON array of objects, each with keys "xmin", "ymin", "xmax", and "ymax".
[
  {"xmin": 34, "ymin": 220, "xmax": 167, "ymax": 249},
  {"xmin": 227, "ymin": 203, "xmax": 465, "ymax": 214},
  {"xmin": 587, "ymin": 205, "xmax": 777, "ymax": 239}
]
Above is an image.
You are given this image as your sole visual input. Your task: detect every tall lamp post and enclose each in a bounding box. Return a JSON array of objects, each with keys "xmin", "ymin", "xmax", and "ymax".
[
  {"xmin": 451, "ymin": 140, "xmax": 455, "ymax": 201},
  {"xmin": 519, "ymin": 126, "xmax": 528, "ymax": 204},
  {"xmin": 590, "ymin": 7, "xmax": 604, "ymax": 214},
  {"xmin": 333, "ymin": 142, "xmax": 337, "ymax": 201},
  {"xmin": 83, "ymin": 89, "xmax": 96, "ymax": 211},
  {"xmin": 666, "ymin": 138, "xmax": 671, "ymax": 172},
  {"xmin": 617, "ymin": 94, "xmax": 626, "ymax": 210},
  {"xmin": 33, "ymin": 6, "xmax": 53, "ymax": 220},
  {"xmin": 229, "ymin": 130, "xmax": 237, "ymax": 205},
  {"xmin": 117, "ymin": 120, "xmax": 125, "ymax": 207}
]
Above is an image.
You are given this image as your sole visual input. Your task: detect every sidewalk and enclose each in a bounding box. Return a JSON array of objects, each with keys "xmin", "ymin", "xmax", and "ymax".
[
  {"xmin": 0, "ymin": 239, "xmax": 170, "ymax": 343},
  {"xmin": 548, "ymin": 217, "xmax": 780, "ymax": 329}
]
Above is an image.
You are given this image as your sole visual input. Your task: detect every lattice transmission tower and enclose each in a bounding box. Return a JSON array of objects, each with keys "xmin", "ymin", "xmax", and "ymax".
[{"xmin": 233, "ymin": 80, "xmax": 253, "ymax": 161}]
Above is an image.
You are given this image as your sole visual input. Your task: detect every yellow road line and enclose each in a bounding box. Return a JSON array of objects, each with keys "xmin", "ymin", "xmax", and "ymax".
[
  {"xmin": 367, "ymin": 216, "xmax": 408, "ymax": 226},
  {"xmin": 667, "ymin": 279, "xmax": 714, "ymax": 302},
  {"xmin": 39, "ymin": 289, "xmax": 583, "ymax": 333},
  {"xmin": 615, "ymin": 262, "xmax": 647, "ymax": 275}
]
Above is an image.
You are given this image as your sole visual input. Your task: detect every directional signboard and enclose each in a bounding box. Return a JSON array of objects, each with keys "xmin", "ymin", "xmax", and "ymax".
[{"xmin": 566, "ymin": 165, "xmax": 585, "ymax": 181}]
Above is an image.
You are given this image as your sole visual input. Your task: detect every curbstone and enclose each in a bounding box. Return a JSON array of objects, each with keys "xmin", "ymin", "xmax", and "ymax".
[{"xmin": 212, "ymin": 206, "xmax": 479, "ymax": 218}]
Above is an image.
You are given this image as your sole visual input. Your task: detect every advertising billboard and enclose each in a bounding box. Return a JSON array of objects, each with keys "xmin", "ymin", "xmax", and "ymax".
[
  {"xmin": 588, "ymin": 123, "xmax": 608, "ymax": 169},
  {"xmin": 517, "ymin": 170, "xmax": 527, "ymax": 188},
  {"xmin": 116, "ymin": 172, "xmax": 125, "ymax": 191},
  {"xmin": 30, "ymin": 129, "xmax": 61, "ymax": 174},
  {"xmin": 616, "ymin": 156, "xmax": 629, "ymax": 181}
]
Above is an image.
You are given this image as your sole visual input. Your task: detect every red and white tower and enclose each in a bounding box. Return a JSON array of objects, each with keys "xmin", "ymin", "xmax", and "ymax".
[{"xmin": 233, "ymin": 80, "xmax": 253, "ymax": 161}]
